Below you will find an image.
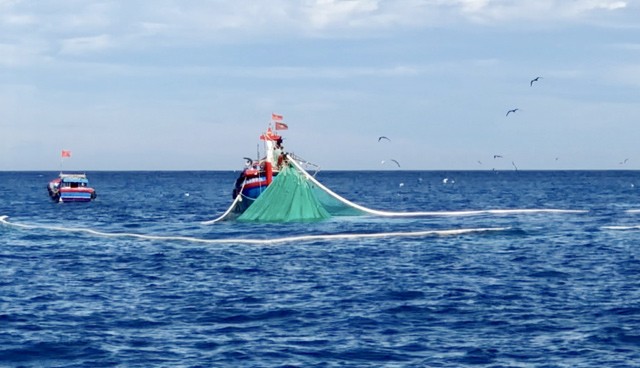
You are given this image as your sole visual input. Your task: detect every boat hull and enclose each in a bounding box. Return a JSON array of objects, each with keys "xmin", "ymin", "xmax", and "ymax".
[
  {"xmin": 47, "ymin": 175, "xmax": 96, "ymax": 203},
  {"xmin": 58, "ymin": 189, "xmax": 95, "ymax": 202},
  {"xmin": 232, "ymin": 171, "xmax": 277, "ymax": 212}
]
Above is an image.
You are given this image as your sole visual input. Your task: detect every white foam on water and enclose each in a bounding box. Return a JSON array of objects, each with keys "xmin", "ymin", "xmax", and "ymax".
[
  {"xmin": 601, "ymin": 225, "xmax": 640, "ymax": 231},
  {"xmin": 0, "ymin": 215, "xmax": 508, "ymax": 245}
]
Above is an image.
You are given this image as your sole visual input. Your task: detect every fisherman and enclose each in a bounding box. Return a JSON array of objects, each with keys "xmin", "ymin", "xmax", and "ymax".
[{"xmin": 273, "ymin": 137, "xmax": 285, "ymax": 168}]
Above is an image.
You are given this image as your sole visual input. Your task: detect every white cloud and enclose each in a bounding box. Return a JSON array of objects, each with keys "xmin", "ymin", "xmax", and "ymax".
[
  {"xmin": 587, "ymin": 0, "xmax": 627, "ymax": 10},
  {"xmin": 0, "ymin": 1, "xmax": 634, "ymax": 67},
  {"xmin": 448, "ymin": 0, "xmax": 628, "ymax": 23},
  {"xmin": 0, "ymin": 0, "xmax": 20, "ymax": 7},
  {"xmin": 1, "ymin": 13, "xmax": 34, "ymax": 26},
  {"xmin": 0, "ymin": 42, "xmax": 44, "ymax": 66},
  {"xmin": 59, "ymin": 34, "xmax": 112, "ymax": 55},
  {"xmin": 458, "ymin": 0, "xmax": 491, "ymax": 13},
  {"xmin": 295, "ymin": 0, "xmax": 631, "ymax": 29},
  {"xmin": 613, "ymin": 43, "xmax": 640, "ymax": 50},
  {"xmin": 303, "ymin": 0, "xmax": 380, "ymax": 28},
  {"xmin": 1, "ymin": 0, "xmax": 632, "ymax": 40},
  {"xmin": 606, "ymin": 64, "xmax": 640, "ymax": 87}
]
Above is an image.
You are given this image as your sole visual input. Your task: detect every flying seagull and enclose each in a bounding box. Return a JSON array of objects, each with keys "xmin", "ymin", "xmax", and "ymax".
[
  {"xmin": 512, "ymin": 161, "xmax": 519, "ymax": 171},
  {"xmin": 378, "ymin": 136, "xmax": 391, "ymax": 142},
  {"xmin": 493, "ymin": 155, "xmax": 503, "ymax": 159},
  {"xmin": 506, "ymin": 108, "xmax": 519, "ymax": 116},
  {"xmin": 381, "ymin": 159, "xmax": 401, "ymax": 168},
  {"xmin": 243, "ymin": 157, "xmax": 254, "ymax": 165},
  {"xmin": 620, "ymin": 158, "xmax": 629, "ymax": 165},
  {"xmin": 530, "ymin": 76, "xmax": 542, "ymax": 86}
]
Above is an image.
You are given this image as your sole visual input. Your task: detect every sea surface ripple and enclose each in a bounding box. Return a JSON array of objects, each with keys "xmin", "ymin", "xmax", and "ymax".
[{"xmin": 1, "ymin": 170, "xmax": 640, "ymax": 367}]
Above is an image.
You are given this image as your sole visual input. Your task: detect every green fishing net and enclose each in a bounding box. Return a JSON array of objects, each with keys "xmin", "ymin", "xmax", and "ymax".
[{"xmin": 237, "ymin": 164, "xmax": 332, "ymax": 222}]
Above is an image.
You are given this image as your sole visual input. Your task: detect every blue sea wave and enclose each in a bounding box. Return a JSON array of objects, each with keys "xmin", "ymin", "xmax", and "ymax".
[{"xmin": 1, "ymin": 170, "xmax": 640, "ymax": 366}]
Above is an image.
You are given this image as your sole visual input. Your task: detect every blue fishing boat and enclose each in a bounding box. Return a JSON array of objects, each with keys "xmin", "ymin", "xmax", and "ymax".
[
  {"xmin": 47, "ymin": 173, "xmax": 97, "ymax": 203},
  {"xmin": 232, "ymin": 126, "xmax": 286, "ymax": 212}
]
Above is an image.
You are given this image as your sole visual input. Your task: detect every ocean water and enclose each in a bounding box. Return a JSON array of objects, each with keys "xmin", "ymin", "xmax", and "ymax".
[{"xmin": 1, "ymin": 170, "xmax": 640, "ymax": 367}]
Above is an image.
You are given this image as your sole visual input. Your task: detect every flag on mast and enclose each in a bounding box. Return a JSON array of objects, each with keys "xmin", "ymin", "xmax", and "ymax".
[
  {"xmin": 61, "ymin": 150, "xmax": 71, "ymax": 158},
  {"xmin": 275, "ymin": 122, "xmax": 288, "ymax": 130},
  {"xmin": 271, "ymin": 113, "xmax": 283, "ymax": 121}
]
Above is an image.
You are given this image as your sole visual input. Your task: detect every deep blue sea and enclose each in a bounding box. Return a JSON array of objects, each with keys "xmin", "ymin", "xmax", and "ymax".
[{"xmin": 2, "ymin": 170, "xmax": 640, "ymax": 367}]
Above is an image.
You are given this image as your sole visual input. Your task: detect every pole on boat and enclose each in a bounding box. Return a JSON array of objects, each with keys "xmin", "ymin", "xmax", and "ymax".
[{"xmin": 265, "ymin": 161, "xmax": 273, "ymax": 185}]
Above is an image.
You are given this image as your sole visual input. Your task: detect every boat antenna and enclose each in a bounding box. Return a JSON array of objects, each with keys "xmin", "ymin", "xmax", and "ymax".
[
  {"xmin": 59, "ymin": 149, "xmax": 71, "ymax": 173},
  {"xmin": 59, "ymin": 151, "xmax": 65, "ymax": 174},
  {"xmin": 256, "ymin": 143, "xmax": 260, "ymax": 161}
]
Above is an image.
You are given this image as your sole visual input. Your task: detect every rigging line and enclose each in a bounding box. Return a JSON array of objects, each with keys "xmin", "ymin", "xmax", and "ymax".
[
  {"xmin": 288, "ymin": 153, "xmax": 321, "ymax": 177},
  {"xmin": 0, "ymin": 216, "xmax": 509, "ymax": 245}
]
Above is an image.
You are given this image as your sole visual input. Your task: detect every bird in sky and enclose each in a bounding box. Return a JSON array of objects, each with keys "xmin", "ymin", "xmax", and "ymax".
[
  {"xmin": 494, "ymin": 155, "xmax": 503, "ymax": 159},
  {"xmin": 530, "ymin": 76, "xmax": 542, "ymax": 86},
  {"xmin": 620, "ymin": 158, "xmax": 629, "ymax": 165},
  {"xmin": 378, "ymin": 136, "xmax": 391, "ymax": 142},
  {"xmin": 243, "ymin": 157, "xmax": 253, "ymax": 165},
  {"xmin": 512, "ymin": 161, "xmax": 519, "ymax": 171},
  {"xmin": 506, "ymin": 108, "xmax": 519, "ymax": 116},
  {"xmin": 381, "ymin": 159, "xmax": 401, "ymax": 168}
]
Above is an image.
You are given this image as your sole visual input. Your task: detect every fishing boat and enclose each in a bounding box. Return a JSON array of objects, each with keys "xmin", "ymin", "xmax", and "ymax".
[
  {"xmin": 232, "ymin": 126, "xmax": 286, "ymax": 212},
  {"xmin": 204, "ymin": 117, "xmax": 385, "ymax": 223},
  {"xmin": 47, "ymin": 173, "xmax": 97, "ymax": 203}
]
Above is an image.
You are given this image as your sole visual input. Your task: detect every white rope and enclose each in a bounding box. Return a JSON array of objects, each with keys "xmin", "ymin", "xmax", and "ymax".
[
  {"xmin": 287, "ymin": 154, "xmax": 588, "ymax": 218},
  {"xmin": 200, "ymin": 194, "xmax": 242, "ymax": 225},
  {"xmin": 202, "ymin": 155, "xmax": 587, "ymax": 225},
  {"xmin": 200, "ymin": 178, "xmax": 249, "ymax": 225},
  {"xmin": 0, "ymin": 215, "xmax": 508, "ymax": 245}
]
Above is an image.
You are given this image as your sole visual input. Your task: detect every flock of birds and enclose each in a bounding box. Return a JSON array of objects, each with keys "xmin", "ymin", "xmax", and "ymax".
[
  {"xmin": 500, "ymin": 76, "xmax": 629, "ymax": 168},
  {"xmin": 377, "ymin": 75, "xmax": 628, "ymax": 171},
  {"xmin": 377, "ymin": 77, "xmax": 545, "ymax": 171},
  {"xmin": 504, "ymin": 76, "xmax": 541, "ymax": 117},
  {"xmin": 377, "ymin": 136, "xmax": 402, "ymax": 167},
  {"xmin": 493, "ymin": 77, "xmax": 544, "ymax": 171},
  {"xmin": 377, "ymin": 136, "xmax": 401, "ymax": 168},
  {"xmin": 496, "ymin": 76, "xmax": 543, "ymax": 170}
]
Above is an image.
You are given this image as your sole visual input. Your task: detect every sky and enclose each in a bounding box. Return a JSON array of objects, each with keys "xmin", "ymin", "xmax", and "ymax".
[{"xmin": 1, "ymin": 0, "xmax": 639, "ymax": 171}]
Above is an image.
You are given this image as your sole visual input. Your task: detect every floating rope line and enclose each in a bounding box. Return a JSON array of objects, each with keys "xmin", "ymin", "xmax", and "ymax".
[
  {"xmin": 200, "ymin": 155, "xmax": 587, "ymax": 224},
  {"xmin": 201, "ymin": 178, "xmax": 249, "ymax": 225},
  {"xmin": 1, "ymin": 215, "xmax": 508, "ymax": 245},
  {"xmin": 200, "ymin": 193, "xmax": 243, "ymax": 225},
  {"xmin": 289, "ymin": 157, "xmax": 588, "ymax": 217},
  {"xmin": 288, "ymin": 155, "xmax": 587, "ymax": 218}
]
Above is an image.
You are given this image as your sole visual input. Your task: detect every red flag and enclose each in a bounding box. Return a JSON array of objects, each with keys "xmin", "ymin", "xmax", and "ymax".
[
  {"xmin": 275, "ymin": 122, "xmax": 288, "ymax": 130},
  {"xmin": 271, "ymin": 113, "xmax": 283, "ymax": 121},
  {"xmin": 61, "ymin": 150, "xmax": 71, "ymax": 158}
]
